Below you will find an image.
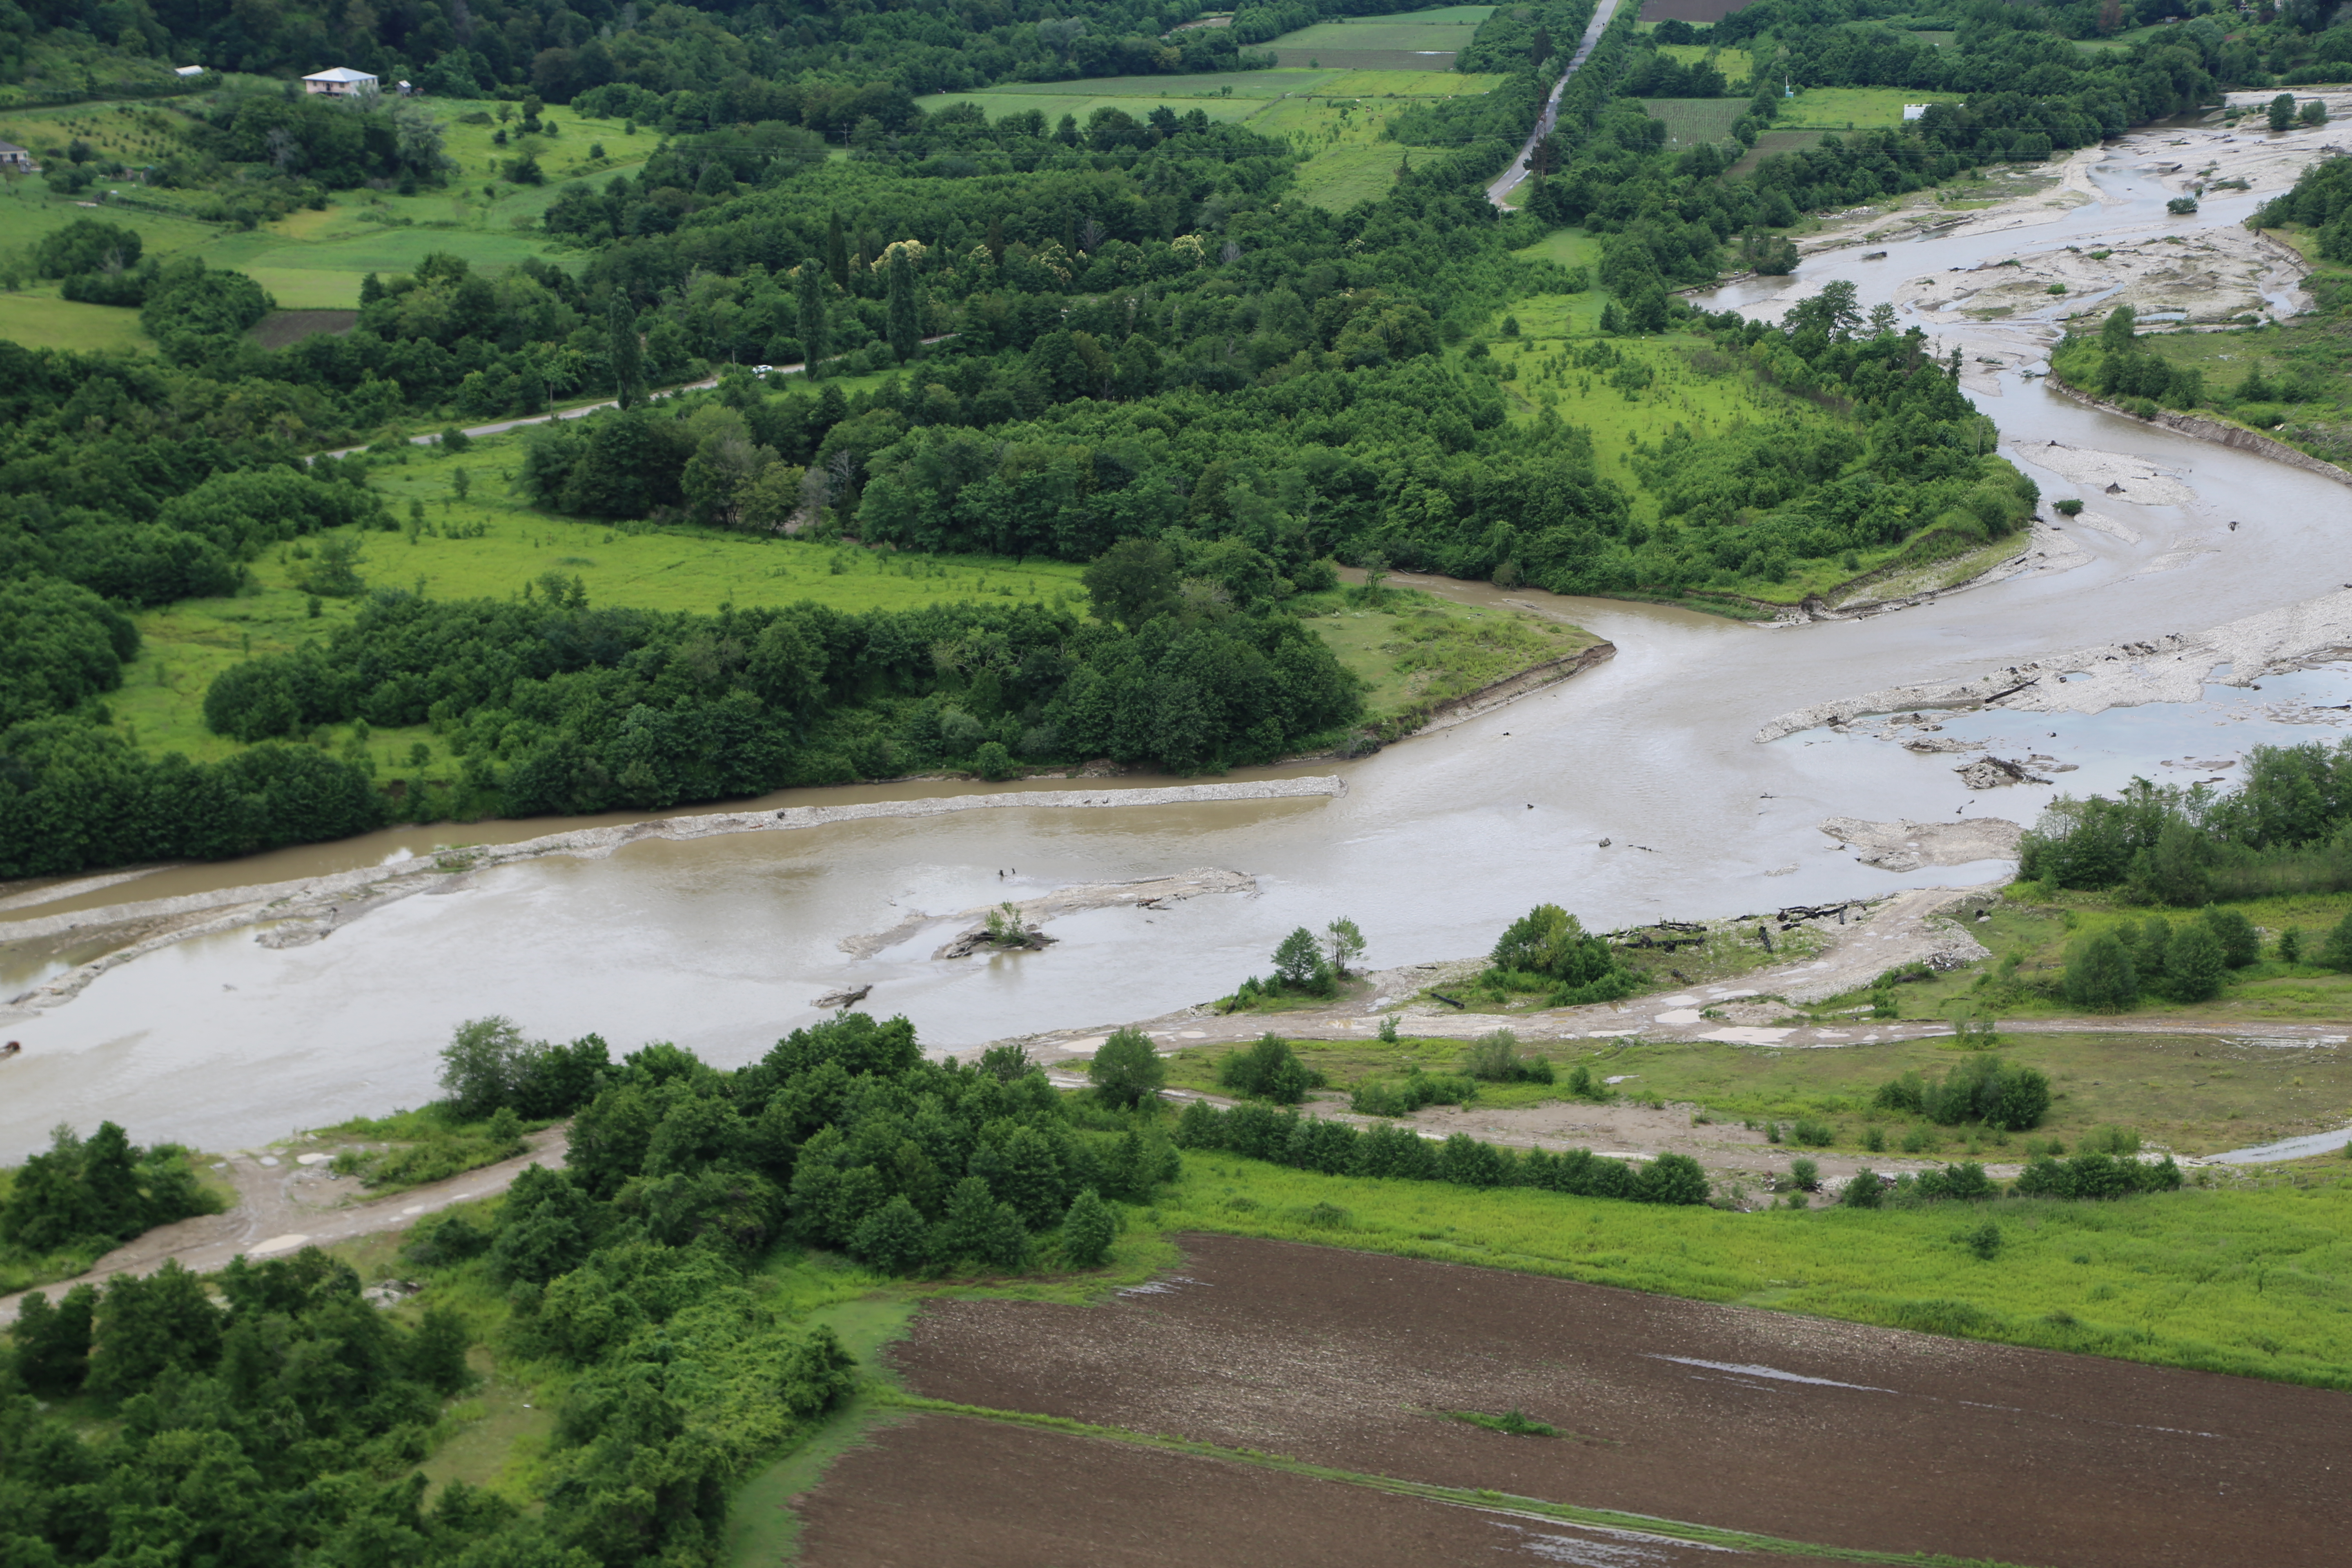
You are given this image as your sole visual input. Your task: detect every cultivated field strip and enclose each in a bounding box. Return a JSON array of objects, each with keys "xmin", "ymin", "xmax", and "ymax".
[{"xmin": 876, "ymin": 1234, "xmax": 2352, "ymax": 1568}]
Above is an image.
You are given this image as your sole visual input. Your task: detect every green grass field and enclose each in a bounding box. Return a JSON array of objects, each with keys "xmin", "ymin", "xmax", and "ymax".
[
  {"xmin": 1173, "ymin": 1023, "xmax": 2352, "ymax": 1162},
  {"xmin": 1164, "ymin": 1155, "xmax": 2352, "ymax": 1389},
  {"xmin": 1656, "ymin": 43, "xmax": 1754, "ymax": 86},
  {"xmin": 1644, "ymin": 97, "xmax": 1749, "ymax": 147},
  {"xmin": 1727, "ymin": 127, "xmax": 1826, "ymax": 177},
  {"xmin": 107, "ymin": 418, "xmax": 1094, "ymax": 770},
  {"xmin": 921, "ymin": 60, "xmax": 1507, "ymax": 214},
  {"xmin": 1297, "ymin": 588, "xmax": 1597, "ymax": 725},
  {"xmin": 0, "ymin": 93, "xmax": 627, "ymax": 317},
  {"xmin": 0, "ymin": 288, "xmax": 151, "ymax": 352},
  {"xmin": 1773, "ymin": 86, "xmax": 1959, "ymax": 131},
  {"xmin": 1267, "ymin": 5, "xmax": 1494, "ymax": 55}
]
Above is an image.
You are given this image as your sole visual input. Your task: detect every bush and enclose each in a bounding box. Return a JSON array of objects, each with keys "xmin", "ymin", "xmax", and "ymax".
[
  {"xmin": 2320, "ymin": 911, "xmax": 2352, "ymax": 971},
  {"xmin": 2013, "ymin": 1152, "xmax": 2183, "ymax": 1198},
  {"xmin": 2202, "ymin": 906, "xmax": 2260, "ymax": 968},
  {"xmin": 1088, "ymin": 1025, "xmax": 1166, "ymax": 1110},
  {"xmin": 1962, "ymin": 1220, "xmax": 2002, "ymax": 1258},
  {"xmin": 1873, "ymin": 1058, "xmax": 2048, "ymax": 1131},
  {"xmin": 1350, "ymin": 1069, "xmax": 1474, "ymax": 1116},
  {"xmin": 1486, "ymin": 903, "xmax": 1639, "ymax": 1003},
  {"xmin": 2063, "ymin": 930, "xmax": 2138, "ymax": 1010},
  {"xmin": 1842, "ymin": 1168, "xmax": 1884, "ymax": 1207},
  {"xmin": 1787, "ymin": 1158, "xmax": 1820, "ymax": 1191},
  {"xmin": 1216, "ymin": 1033, "xmax": 1323, "ymax": 1104},
  {"xmin": 1791, "ymin": 1117, "xmax": 1835, "ymax": 1147},
  {"xmin": 1460, "ymin": 1029, "xmax": 1555, "ymax": 1083},
  {"xmin": 1060, "ymin": 1187, "xmax": 1116, "ymax": 1267}
]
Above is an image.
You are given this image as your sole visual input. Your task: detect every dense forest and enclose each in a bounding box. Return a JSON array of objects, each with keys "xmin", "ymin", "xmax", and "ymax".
[
  {"xmin": 0, "ymin": 0, "xmax": 2305, "ymax": 877},
  {"xmin": 0, "ymin": 1011, "xmax": 1174, "ymax": 1566}
]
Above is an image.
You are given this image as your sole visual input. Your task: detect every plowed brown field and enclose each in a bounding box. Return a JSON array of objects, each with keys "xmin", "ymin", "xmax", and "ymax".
[
  {"xmin": 844, "ymin": 1234, "xmax": 2350, "ymax": 1568},
  {"xmin": 793, "ymin": 1412, "xmax": 1849, "ymax": 1567}
]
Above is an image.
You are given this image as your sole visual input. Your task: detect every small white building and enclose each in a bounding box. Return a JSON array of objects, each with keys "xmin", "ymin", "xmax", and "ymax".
[
  {"xmin": 1902, "ymin": 103, "xmax": 1931, "ymax": 122},
  {"xmin": 173, "ymin": 64, "xmax": 206, "ymax": 78},
  {"xmin": 302, "ymin": 66, "xmax": 379, "ymax": 96},
  {"xmin": 0, "ymin": 139, "xmax": 36, "ymax": 171}
]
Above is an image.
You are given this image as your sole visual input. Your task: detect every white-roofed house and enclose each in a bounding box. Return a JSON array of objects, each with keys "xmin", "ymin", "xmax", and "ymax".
[
  {"xmin": 0, "ymin": 140, "xmax": 36, "ymax": 171},
  {"xmin": 302, "ymin": 66, "xmax": 379, "ymax": 96},
  {"xmin": 173, "ymin": 64, "xmax": 206, "ymax": 78}
]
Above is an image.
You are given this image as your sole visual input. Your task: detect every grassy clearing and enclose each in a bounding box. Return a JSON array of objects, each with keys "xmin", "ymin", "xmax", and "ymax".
[
  {"xmin": 1644, "ymin": 97, "xmax": 1749, "ymax": 147},
  {"xmin": 1861, "ymin": 885, "xmax": 2352, "ymax": 1033},
  {"xmin": 1287, "ymin": 144, "xmax": 1410, "ymax": 209},
  {"xmin": 0, "ymin": 94, "xmax": 625, "ymax": 318},
  {"xmin": 106, "ymin": 420, "xmax": 1093, "ymax": 768},
  {"xmin": 1161, "ymin": 1154, "xmax": 2352, "ymax": 1388},
  {"xmin": 1292, "ymin": 586, "xmax": 1599, "ymax": 729},
  {"xmin": 1319, "ymin": 68, "xmax": 1507, "ymax": 96},
  {"xmin": 1267, "ymin": 5, "xmax": 1494, "ymax": 56},
  {"xmin": 1774, "ymin": 86, "xmax": 1959, "ymax": 131},
  {"xmin": 1726, "ymin": 127, "xmax": 1826, "ymax": 176},
  {"xmin": 1656, "ymin": 43, "xmax": 1754, "ymax": 86},
  {"xmin": 0, "ymin": 288, "xmax": 151, "ymax": 352},
  {"xmin": 920, "ymin": 65, "xmax": 1506, "ymax": 215}
]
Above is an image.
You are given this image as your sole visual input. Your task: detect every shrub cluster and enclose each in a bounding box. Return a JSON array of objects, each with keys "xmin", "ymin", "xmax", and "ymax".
[
  {"xmin": 1214, "ymin": 1033, "xmax": 1327, "ymax": 1105},
  {"xmin": 1460, "ymin": 1029, "xmax": 1557, "ymax": 1085},
  {"xmin": 1173, "ymin": 1100, "xmax": 1711, "ymax": 1206},
  {"xmin": 1483, "ymin": 903, "xmax": 1641, "ymax": 1005},
  {"xmin": 2021, "ymin": 743, "xmax": 2352, "ymax": 904},
  {"xmin": 1873, "ymin": 1056, "xmax": 2052, "ymax": 1131},
  {"xmin": 2013, "ymin": 1152, "xmax": 2185, "ymax": 1199},
  {"xmin": 1350, "ymin": 1069, "xmax": 1477, "ymax": 1117},
  {"xmin": 0, "ymin": 1120, "xmax": 220, "ymax": 1272},
  {"xmin": 2063, "ymin": 908, "xmax": 2262, "ymax": 1011}
]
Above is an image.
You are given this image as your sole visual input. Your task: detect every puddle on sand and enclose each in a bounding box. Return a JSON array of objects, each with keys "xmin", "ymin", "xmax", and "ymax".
[
  {"xmin": 1649, "ymin": 1356, "xmax": 1893, "ymax": 1394},
  {"xmin": 1489, "ymin": 1519, "xmax": 1744, "ymax": 1564},
  {"xmin": 2206, "ymin": 1122, "xmax": 2352, "ymax": 1163}
]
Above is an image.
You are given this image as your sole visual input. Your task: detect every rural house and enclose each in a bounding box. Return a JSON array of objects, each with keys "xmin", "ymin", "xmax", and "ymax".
[
  {"xmin": 301, "ymin": 66, "xmax": 378, "ymax": 96},
  {"xmin": 0, "ymin": 140, "xmax": 35, "ymax": 170}
]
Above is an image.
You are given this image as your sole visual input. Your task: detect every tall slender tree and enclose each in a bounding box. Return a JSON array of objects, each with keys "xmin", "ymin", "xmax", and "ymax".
[
  {"xmin": 824, "ymin": 211, "xmax": 849, "ymax": 291},
  {"xmin": 607, "ymin": 294, "xmax": 644, "ymax": 408},
  {"xmin": 796, "ymin": 258, "xmax": 830, "ymax": 379},
  {"xmin": 886, "ymin": 246, "xmax": 918, "ymax": 363}
]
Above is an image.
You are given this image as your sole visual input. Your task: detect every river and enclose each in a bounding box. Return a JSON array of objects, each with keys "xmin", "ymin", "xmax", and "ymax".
[{"xmin": 5, "ymin": 134, "xmax": 2349, "ymax": 1160}]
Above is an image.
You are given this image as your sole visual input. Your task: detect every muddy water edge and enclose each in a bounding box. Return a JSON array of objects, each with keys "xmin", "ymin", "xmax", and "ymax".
[{"xmin": 6, "ymin": 140, "xmax": 2351, "ymax": 1158}]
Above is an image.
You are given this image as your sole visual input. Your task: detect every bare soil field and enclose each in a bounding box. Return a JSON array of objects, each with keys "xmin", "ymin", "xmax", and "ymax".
[
  {"xmin": 1638, "ymin": 0, "xmax": 1756, "ymax": 21},
  {"xmin": 879, "ymin": 1234, "xmax": 2352, "ymax": 1568},
  {"xmin": 792, "ymin": 1411, "xmax": 1844, "ymax": 1568}
]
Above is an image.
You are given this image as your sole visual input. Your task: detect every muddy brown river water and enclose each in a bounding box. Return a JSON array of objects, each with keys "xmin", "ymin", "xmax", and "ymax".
[{"xmin": 6, "ymin": 141, "xmax": 2351, "ymax": 1158}]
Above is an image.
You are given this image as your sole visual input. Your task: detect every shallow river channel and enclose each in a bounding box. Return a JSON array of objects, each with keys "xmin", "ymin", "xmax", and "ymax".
[{"xmin": 6, "ymin": 145, "xmax": 2350, "ymax": 1158}]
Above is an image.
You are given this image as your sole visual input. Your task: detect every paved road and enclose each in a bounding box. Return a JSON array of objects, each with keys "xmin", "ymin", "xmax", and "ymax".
[
  {"xmin": 319, "ymin": 334, "xmax": 958, "ymax": 461},
  {"xmin": 1486, "ymin": 0, "xmax": 1622, "ymax": 210}
]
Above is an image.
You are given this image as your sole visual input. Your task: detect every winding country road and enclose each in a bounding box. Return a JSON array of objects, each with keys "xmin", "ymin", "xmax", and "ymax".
[
  {"xmin": 1486, "ymin": 0, "xmax": 1621, "ymax": 209},
  {"xmin": 321, "ymin": 333, "xmax": 958, "ymax": 459}
]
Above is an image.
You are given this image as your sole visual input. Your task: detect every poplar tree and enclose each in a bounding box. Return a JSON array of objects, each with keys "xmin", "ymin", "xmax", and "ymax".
[
  {"xmin": 824, "ymin": 210, "xmax": 848, "ymax": 290},
  {"xmin": 886, "ymin": 245, "xmax": 918, "ymax": 363},
  {"xmin": 607, "ymin": 294, "xmax": 644, "ymax": 408},
  {"xmin": 796, "ymin": 257, "xmax": 829, "ymax": 378}
]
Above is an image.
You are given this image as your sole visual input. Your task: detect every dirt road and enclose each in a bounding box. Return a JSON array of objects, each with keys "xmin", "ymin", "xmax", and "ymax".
[{"xmin": 0, "ymin": 1128, "xmax": 566, "ymax": 1326}]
